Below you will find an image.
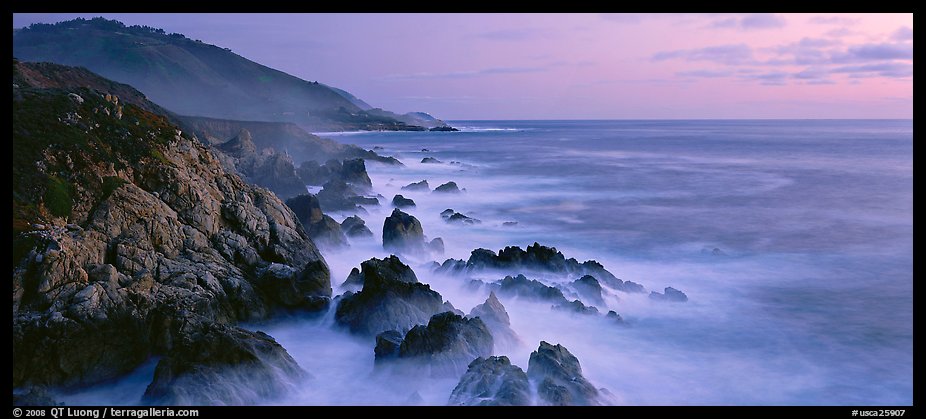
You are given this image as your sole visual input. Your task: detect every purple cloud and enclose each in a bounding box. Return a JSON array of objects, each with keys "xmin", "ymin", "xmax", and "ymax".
[
  {"xmin": 892, "ymin": 26, "xmax": 913, "ymax": 41},
  {"xmin": 677, "ymin": 69, "xmax": 733, "ymax": 78},
  {"xmin": 808, "ymin": 16, "xmax": 861, "ymax": 26},
  {"xmin": 710, "ymin": 14, "xmax": 786, "ymax": 30},
  {"xmin": 831, "ymin": 62, "xmax": 913, "ymax": 78},
  {"xmin": 846, "ymin": 43, "xmax": 913, "ymax": 60},
  {"xmin": 652, "ymin": 44, "xmax": 754, "ymax": 65},
  {"xmin": 479, "ymin": 28, "xmax": 545, "ymax": 41}
]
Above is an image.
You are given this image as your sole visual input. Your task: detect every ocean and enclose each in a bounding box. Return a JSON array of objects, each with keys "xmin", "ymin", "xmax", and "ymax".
[{"xmin": 62, "ymin": 120, "xmax": 913, "ymax": 405}]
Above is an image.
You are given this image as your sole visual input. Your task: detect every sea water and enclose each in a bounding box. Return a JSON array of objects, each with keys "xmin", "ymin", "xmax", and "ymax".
[{"xmin": 61, "ymin": 120, "xmax": 912, "ymax": 406}]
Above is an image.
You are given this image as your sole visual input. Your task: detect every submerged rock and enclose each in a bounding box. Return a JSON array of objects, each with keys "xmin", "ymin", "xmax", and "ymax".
[
  {"xmin": 382, "ymin": 208, "xmax": 426, "ymax": 254},
  {"xmin": 421, "ymin": 157, "xmax": 442, "ymax": 164},
  {"xmin": 429, "ymin": 237, "xmax": 445, "ymax": 255},
  {"xmin": 398, "ymin": 312, "xmax": 494, "ymax": 377},
  {"xmin": 650, "ymin": 287, "xmax": 688, "ymax": 302},
  {"xmin": 448, "ymin": 356, "xmax": 531, "ymax": 406},
  {"xmin": 527, "ymin": 341, "xmax": 601, "ymax": 406},
  {"xmin": 446, "ymin": 211, "xmax": 481, "ymax": 225},
  {"xmin": 340, "ymin": 215, "xmax": 373, "ymax": 238},
  {"xmin": 606, "ymin": 310, "xmax": 626, "ymax": 325},
  {"xmin": 392, "ymin": 194, "xmax": 416, "ymax": 208},
  {"xmin": 552, "ymin": 299, "xmax": 600, "ymax": 316},
  {"xmin": 440, "ymin": 208, "xmax": 455, "ymax": 219},
  {"xmin": 401, "ymin": 180, "xmax": 430, "ymax": 192},
  {"xmin": 492, "ymin": 274, "xmax": 569, "ymax": 305},
  {"xmin": 434, "ymin": 181, "xmax": 461, "ymax": 193},
  {"xmin": 571, "ymin": 275, "xmax": 606, "ymax": 307},
  {"xmin": 143, "ymin": 324, "xmax": 307, "ymax": 405}
]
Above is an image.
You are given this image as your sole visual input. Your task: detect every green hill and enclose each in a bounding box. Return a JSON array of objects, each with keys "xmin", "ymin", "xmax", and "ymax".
[{"xmin": 13, "ymin": 17, "xmax": 437, "ymax": 132}]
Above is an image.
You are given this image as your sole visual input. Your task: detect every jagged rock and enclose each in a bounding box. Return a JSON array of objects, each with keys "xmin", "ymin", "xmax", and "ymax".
[
  {"xmin": 334, "ymin": 256, "xmax": 444, "ymax": 336},
  {"xmin": 492, "ymin": 274, "xmax": 569, "ymax": 305},
  {"xmin": 434, "ymin": 181, "xmax": 461, "ymax": 193},
  {"xmin": 572, "ymin": 275, "xmax": 606, "ymax": 307},
  {"xmin": 382, "ymin": 208, "xmax": 426, "ymax": 254},
  {"xmin": 401, "ymin": 180, "xmax": 429, "ymax": 192},
  {"xmin": 285, "ymin": 194, "xmax": 347, "ymax": 249},
  {"xmin": 374, "ymin": 330, "xmax": 404, "ymax": 363},
  {"xmin": 421, "ymin": 157, "xmax": 442, "ymax": 164},
  {"xmin": 339, "ymin": 255, "xmax": 418, "ymax": 290},
  {"xmin": 340, "ymin": 215, "xmax": 373, "ymax": 238},
  {"xmin": 215, "ymin": 129, "xmax": 306, "ymax": 200},
  {"xmin": 439, "ymin": 243, "xmax": 641, "ymax": 293},
  {"xmin": 297, "ymin": 159, "xmax": 372, "ymax": 189},
  {"xmin": 317, "ymin": 179, "xmax": 364, "ymax": 212},
  {"xmin": 622, "ymin": 281, "xmax": 646, "ymax": 293},
  {"xmin": 552, "ymin": 299, "xmax": 599, "ymax": 316},
  {"xmin": 440, "ymin": 209, "xmax": 455, "ymax": 219},
  {"xmin": 527, "ymin": 342, "xmax": 601, "ymax": 406},
  {"xmin": 143, "ymin": 323, "xmax": 307, "ymax": 405},
  {"xmin": 606, "ymin": 310, "xmax": 626, "ymax": 325},
  {"xmin": 392, "ymin": 194, "xmax": 416, "ymax": 208},
  {"xmin": 469, "ymin": 292, "xmax": 521, "ymax": 350},
  {"xmin": 398, "ymin": 312, "xmax": 494, "ymax": 378},
  {"xmin": 650, "ymin": 287, "xmax": 688, "ymax": 302},
  {"xmin": 448, "ymin": 356, "xmax": 531, "ymax": 406},
  {"xmin": 12, "ymin": 65, "xmax": 330, "ymax": 395},
  {"xmin": 446, "ymin": 212, "xmax": 481, "ymax": 225}
]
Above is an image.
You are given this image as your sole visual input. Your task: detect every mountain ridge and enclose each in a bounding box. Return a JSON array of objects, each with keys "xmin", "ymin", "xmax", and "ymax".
[{"xmin": 13, "ymin": 17, "xmax": 449, "ymax": 132}]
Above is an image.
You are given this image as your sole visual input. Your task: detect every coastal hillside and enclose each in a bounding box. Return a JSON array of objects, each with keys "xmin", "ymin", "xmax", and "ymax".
[
  {"xmin": 13, "ymin": 60, "xmax": 330, "ymax": 402},
  {"xmin": 13, "ymin": 17, "xmax": 448, "ymax": 132}
]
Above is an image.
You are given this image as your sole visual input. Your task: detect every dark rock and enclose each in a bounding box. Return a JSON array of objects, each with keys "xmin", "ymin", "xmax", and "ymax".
[
  {"xmin": 347, "ymin": 196, "xmax": 380, "ymax": 206},
  {"xmin": 398, "ymin": 312, "xmax": 493, "ymax": 378},
  {"xmin": 214, "ymin": 129, "xmax": 307, "ymax": 200},
  {"xmin": 440, "ymin": 209, "xmax": 455, "ymax": 219},
  {"xmin": 493, "ymin": 274, "xmax": 569, "ymax": 305},
  {"xmin": 572, "ymin": 275, "xmax": 606, "ymax": 307},
  {"xmin": 446, "ymin": 212, "xmax": 481, "ymax": 225},
  {"xmin": 374, "ymin": 330, "xmax": 404, "ymax": 363},
  {"xmin": 339, "ymin": 255, "xmax": 418, "ymax": 290},
  {"xmin": 650, "ymin": 287, "xmax": 688, "ymax": 302},
  {"xmin": 382, "ymin": 209, "xmax": 426, "ymax": 254},
  {"xmin": 334, "ymin": 256, "xmax": 444, "ymax": 336},
  {"xmin": 317, "ymin": 179, "xmax": 364, "ymax": 212},
  {"xmin": 392, "ymin": 194, "xmax": 416, "ymax": 208},
  {"xmin": 606, "ymin": 310, "xmax": 626, "ymax": 325},
  {"xmin": 143, "ymin": 324, "xmax": 307, "ymax": 405},
  {"xmin": 340, "ymin": 215, "xmax": 373, "ymax": 238},
  {"xmin": 469, "ymin": 292, "xmax": 521, "ymax": 350},
  {"xmin": 401, "ymin": 180, "xmax": 430, "ymax": 192},
  {"xmin": 306, "ymin": 214, "xmax": 348, "ymax": 249},
  {"xmin": 285, "ymin": 194, "xmax": 347, "ymax": 249},
  {"xmin": 552, "ymin": 299, "xmax": 600, "ymax": 316},
  {"xmin": 421, "ymin": 157, "xmax": 442, "ymax": 164},
  {"xmin": 442, "ymin": 243, "xmax": 644, "ymax": 294},
  {"xmin": 429, "ymin": 126, "xmax": 459, "ymax": 132},
  {"xmin": 433, "ymin": 181, "xmax": 461, "ymax": 193},
  {"xmin": 622, "ymin": 281, "xmax": 646, "ymax": 294},
  {"xmin": 502, "ymin": 221, "xmax": 518, "ymax": 227},
  {"xmin": 421, "ymin": 148, "xmax": 430, "ymax": 152},
  {"xmin": 448, "ymin": 356, "xmax": 531, "ymax": 406},
  {"xmin": 527, "ymin": 341, "xmax": 600, "ymax": 406},
  {"xmin": 340, "ymin": 158, "xmax": 373, "ymax": 189},
  {"xmin": 297, "ymin": 158, "xmax": 372, "ymax": 189}
]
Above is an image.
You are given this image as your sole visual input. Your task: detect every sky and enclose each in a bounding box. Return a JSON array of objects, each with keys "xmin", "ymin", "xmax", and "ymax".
[{"xmin": 12, "ymin": 13, "xmax": 913, "ymax": 120}]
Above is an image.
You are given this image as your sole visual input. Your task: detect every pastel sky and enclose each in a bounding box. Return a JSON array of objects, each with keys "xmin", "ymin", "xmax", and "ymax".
[{"xmin": 13, "ymin": 13, "xmax": 913, "ymax": 120}]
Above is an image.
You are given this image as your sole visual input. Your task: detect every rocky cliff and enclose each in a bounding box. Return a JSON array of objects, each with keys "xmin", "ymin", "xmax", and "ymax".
[{"xmin": 12, "ymin": 60, "xmax": 329, "ymax": 403}]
